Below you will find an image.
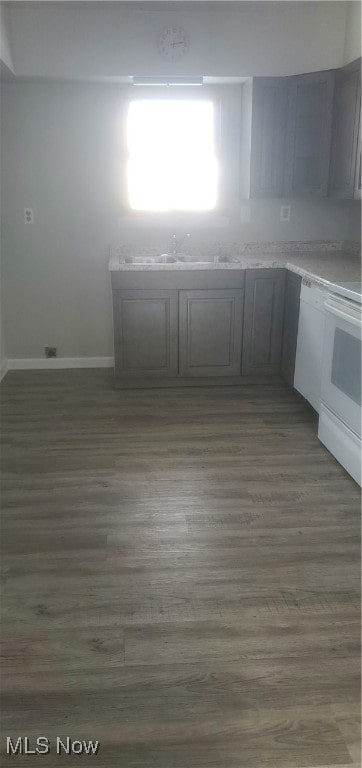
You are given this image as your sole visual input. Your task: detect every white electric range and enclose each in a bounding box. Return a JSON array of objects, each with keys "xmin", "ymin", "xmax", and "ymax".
[
  {"xmin": 324, "ymin": 281, "xmax": 362, "ymax": 304},
  {"xmin": 318, "ymin": 281, "xmax": 362, "ymax": 486}
]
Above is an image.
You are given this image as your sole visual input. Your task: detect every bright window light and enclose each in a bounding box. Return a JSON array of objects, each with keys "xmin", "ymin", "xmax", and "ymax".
[{"xmin": 127, "ymin": 100, "xmax": 218, "ymax": 211}]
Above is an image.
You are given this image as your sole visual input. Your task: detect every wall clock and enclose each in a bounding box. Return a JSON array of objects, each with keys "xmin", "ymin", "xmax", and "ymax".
[{"xmin": 157, "ymin": 26, "xmax": 189, "ymax": 62}]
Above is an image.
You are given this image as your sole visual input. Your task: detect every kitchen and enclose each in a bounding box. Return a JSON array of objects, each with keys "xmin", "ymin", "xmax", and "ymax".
[{"xmin": 0, "ymin": 2, "xmax": 361, "ymax": 767}]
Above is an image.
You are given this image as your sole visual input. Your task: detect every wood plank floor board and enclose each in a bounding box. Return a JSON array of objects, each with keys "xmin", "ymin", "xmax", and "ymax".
[
  {"xmin": 0, "ymin": 370, "xmax": 360, "ymax": 767},
  {"xmin": 1, "ymin": 588, "xmax": 360, "ymax": 635},
  {"xmin": 0, "ymin": 704, "xmax": 356, "ymax": 764},
  {"xmin": 3, "ymin": 559, "xmax": 360, "ymax": 603},
  {"xmin": 1, "ymin": 656, "xmax": 360, "ymax": 699}
]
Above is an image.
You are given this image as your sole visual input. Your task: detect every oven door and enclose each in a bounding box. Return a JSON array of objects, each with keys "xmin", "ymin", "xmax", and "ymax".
[{"xmin": 321, "ymin": 295, "xmax": 362, "ymax": 438}]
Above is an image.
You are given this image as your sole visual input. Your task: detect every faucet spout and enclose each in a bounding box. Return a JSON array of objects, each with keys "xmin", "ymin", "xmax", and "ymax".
[
  {"xmin": 170, "ymin": 233, "xmax": 191, "ymax": 256},
  {"xmin": 171, "ymin": 234, "xmax": 178, "ymax": 256}
]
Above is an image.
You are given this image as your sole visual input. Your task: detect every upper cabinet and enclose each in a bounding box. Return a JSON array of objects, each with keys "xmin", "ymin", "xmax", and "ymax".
[
  {"xmin": 245, "ymin": 62, "xmax": 361, "ymax": 200},
  {"xmin": 329, "ymin": 59, "xmax": 361, "ymax": 200},
  {"xmin": 247, "ymin": 70, "xmax": 335, "ymax": 199},
  {"xmin": 250, "ymin": 78, "xmax": 287, "ymax": 199},
  {"xmin": 330, "ymin": 60, "xmax": 361, "ymax": 199},
  {"xmin": 284, "ymin": 71, "xmax": 334, "ymax": 197}
]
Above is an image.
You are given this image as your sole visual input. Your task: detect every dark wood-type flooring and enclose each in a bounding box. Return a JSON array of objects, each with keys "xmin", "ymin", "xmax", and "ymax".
[{"xmin": 0, "ymin": 370, "xmax": 360, "ymax": 768}]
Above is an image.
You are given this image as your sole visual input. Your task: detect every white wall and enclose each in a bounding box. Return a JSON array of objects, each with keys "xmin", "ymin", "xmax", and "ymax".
[
  {"xmin": 0, "ymin": 3, "xmax": 12, "ymax": 378},
  {"xmin": 343, "ymin": 1, "xmax": 361, "ymax": 64},
  {"xmin": 7, "ymin": 1, "xmax": 348, "ymax": 78},
  {"xmin": 0, "ymin": 266, "xmax": 7, "ymax": 379},
  {"xmin": 1, "ymin": 80, "xmax": 360, "ymax": 360}
]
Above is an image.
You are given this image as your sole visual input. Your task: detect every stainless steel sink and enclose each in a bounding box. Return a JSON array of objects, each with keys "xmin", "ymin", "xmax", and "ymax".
[
  {"xmin": 164, "ymin": 253, "xmax": 216, "ymax": 264},
  {"xmin": 121, "ymin": 253, "xmax": 235, "ymax": 265}
]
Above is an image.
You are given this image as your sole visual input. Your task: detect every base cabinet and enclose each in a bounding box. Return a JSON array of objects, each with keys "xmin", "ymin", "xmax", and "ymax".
[
  {"xmin": 281, "ymin": 272, "xmax": 302, "ymax": 385},
  {"xmin": 242, "ymin": 269, "xmax": 286, "ymax": 375},
  {"xmin": 112, "ymin": 273, "xmax": 246, "ymax": 384},
  {"xmin": 112, "ymin": 268, "xmax": 299, "ymax": 385},
  {"xmin": 113, "ymin": 289, "xmax": 178, "ymax": 378},
  {"xmin": 179, "ymin": 290, "xmax": 244, "ymax": 377}
]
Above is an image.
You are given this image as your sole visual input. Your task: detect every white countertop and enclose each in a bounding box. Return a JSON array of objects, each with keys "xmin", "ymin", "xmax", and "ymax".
[
  {"xmin": 285, "ymin": 253, "xmax": 361, "ymax": 288},
  {"xmin": 109, "ymin": 248, "xmax": 361, "ymax": 289}
]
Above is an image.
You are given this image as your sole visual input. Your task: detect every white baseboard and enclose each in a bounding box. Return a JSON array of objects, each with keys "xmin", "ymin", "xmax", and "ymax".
[
  {"xmin": 7, "ymin": 357, "xmax": 114, "ymax": 370},
  {"xmin": 0, "ymin": 358, "xmax": 8, "ymax": 382}
]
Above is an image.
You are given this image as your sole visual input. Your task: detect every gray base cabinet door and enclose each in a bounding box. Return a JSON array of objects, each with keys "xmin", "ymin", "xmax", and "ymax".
[
  {"xmin": 281, "ymin": 272, "xmax": 302, "ymax": 386},
  {"xmin": 113, "ymin": 289, "xmax": 178, "ymax": 378},
  {"xmin": 242, "ymin": 269, "xmax": 286, "ymax": 375},
  {"xmin": 179, "ymin": 290, "xmax": 244, "ymax": 377}
]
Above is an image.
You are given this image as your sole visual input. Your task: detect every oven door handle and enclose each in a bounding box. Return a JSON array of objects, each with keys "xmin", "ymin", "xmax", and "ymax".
[{"xmin": 324, "ymin": 299, "xmax": 362, "ymax": 329}]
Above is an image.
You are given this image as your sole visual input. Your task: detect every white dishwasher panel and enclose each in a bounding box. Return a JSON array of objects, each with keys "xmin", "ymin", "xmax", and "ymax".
[{"xmin": 294, "ymin": 280, "xmax": 327, "ymax": 412}]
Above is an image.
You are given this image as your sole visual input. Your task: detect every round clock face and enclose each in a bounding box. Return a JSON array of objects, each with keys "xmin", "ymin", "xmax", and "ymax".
[{"xmin": 157, "ymin": 26, "xmax": 189, "ymax": 61}]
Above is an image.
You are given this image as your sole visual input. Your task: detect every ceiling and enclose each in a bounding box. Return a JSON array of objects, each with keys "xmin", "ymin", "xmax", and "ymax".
[{"xmin": 1, "ymin": 1, "xmax": 358, "ymax": 82}]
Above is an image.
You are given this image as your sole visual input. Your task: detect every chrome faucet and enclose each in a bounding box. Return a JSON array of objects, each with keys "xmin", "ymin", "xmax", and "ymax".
[
  {"xmin": 170, "ymin": 234, "xmax": 178, "ymax": 256},
  {"xmin": 170, "ymin": 233, "xmax": 191, "ymax": 256}
]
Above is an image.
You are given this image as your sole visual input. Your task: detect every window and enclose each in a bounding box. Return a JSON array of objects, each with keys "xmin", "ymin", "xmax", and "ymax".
[{"xmin": 126, "ymin": 100, "xmax": 218, "ymax": 212}]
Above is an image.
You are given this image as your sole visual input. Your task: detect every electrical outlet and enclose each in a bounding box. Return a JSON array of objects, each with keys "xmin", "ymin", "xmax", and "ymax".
[
  {"xmin": 280, "ymin": 205, "xmax": 291, "ymax": 222},
  {"xmin": 45, "ymin": 346, "xmax": 57, "ymax": 358},
  {"xmin": 24, "ymin": 208, "xmax": 34, "ymax": 224}
]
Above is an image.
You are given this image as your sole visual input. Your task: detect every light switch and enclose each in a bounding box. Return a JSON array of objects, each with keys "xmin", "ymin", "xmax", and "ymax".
[{"xmin": 24, "ymin": 208, "xmax": 34, "ymax": 224}]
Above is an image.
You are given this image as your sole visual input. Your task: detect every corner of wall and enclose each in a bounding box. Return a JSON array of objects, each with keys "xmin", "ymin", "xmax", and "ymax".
[
  {"xmin": 0, "ymin": 357, "xmax": 8, "ymax": 382},
  {"xmin": 0, "ymin": 3, "xmax": 15, "ymax": 73},
  {"xmin": 343, "ymin": 1, "xmax": 362, "ymax": 65}
]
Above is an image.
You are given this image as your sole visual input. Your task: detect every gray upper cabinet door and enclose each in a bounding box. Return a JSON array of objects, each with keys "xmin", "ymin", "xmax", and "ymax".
[
  {"xmin": 242, "ymin": 269, "xmax": 286, "ymax": 375},
  {"xmin": 329, "ymin": 60, "xmax": 361, "ymax": 199},
  {"xmin": 179, "ymin": 289, "xmax": 244, "ymax": 377},
  {"xmin": 250, "ymin": 78, "xmax": 287, "ymax": 198},
  {"xmin": 113, "ymin": 289, "xmax": 178, "ymax": 378},
  {"xmin": 281, "ymin": 271, "xmax": 302, "ymax": 386},
  {"xmin": 284, "ymin": 71, "xmax": 334, "ymax": 197}
]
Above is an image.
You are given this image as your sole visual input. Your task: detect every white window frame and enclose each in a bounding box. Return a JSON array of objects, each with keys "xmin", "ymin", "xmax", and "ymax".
[{"xmin": 119, "ymin": 85, "xmax": 240, "ymax": 228}]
